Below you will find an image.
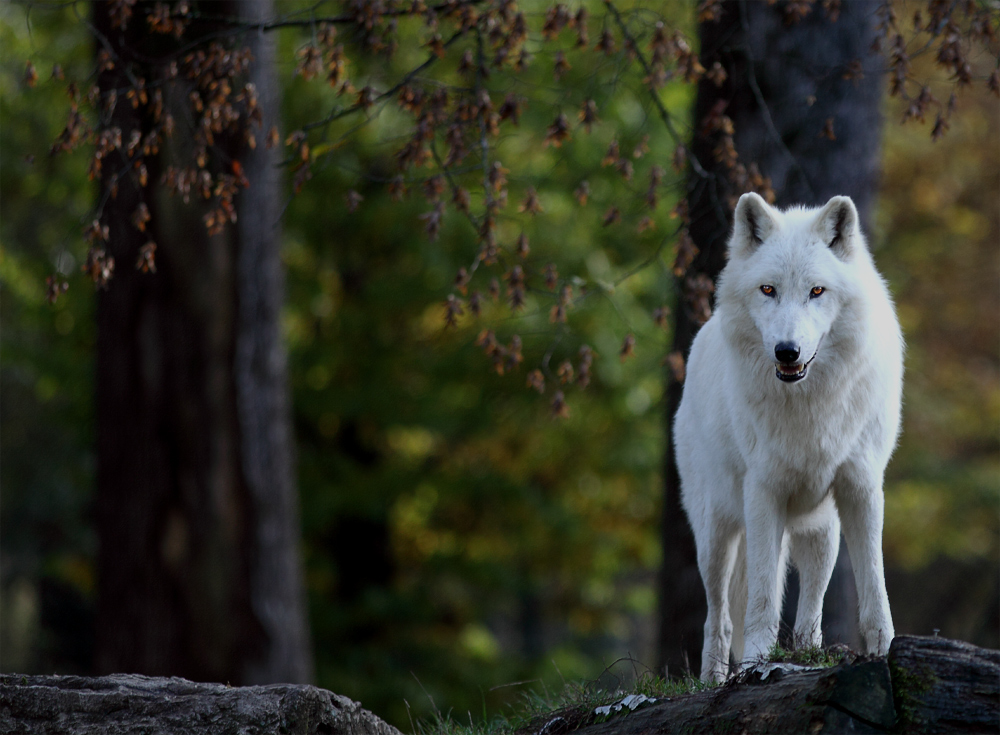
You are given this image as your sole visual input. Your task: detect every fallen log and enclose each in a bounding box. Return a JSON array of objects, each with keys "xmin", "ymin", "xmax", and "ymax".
[
  {"xmin": 526, "ymin": 658, "xmax": 896, "ymax": 735},
  {"xmin": 889, "ymin": 635, "xmax": 1000, "ymax": 734},
  {"xmin": 522, "ymin": 636, "xmax": 998, "ymax": 735},
  {"xmin": 0, "ymin": 673, "xmax": 402, "ymax": 735},
  {"xmin": 1, "ymin": 637, "xmax": 995, "ymax": 735}
]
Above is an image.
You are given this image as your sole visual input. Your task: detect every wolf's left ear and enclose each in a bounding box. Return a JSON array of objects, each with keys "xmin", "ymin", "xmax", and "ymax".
[{"xmin": 814, "ymin": 196, "xmax": 858, "ymax": 260}]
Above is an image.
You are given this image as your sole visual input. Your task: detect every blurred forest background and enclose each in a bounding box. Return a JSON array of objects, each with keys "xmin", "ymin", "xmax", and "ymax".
[{"xmin": 1, "ymin": 1, "xmax": 997, "ymax": 730}]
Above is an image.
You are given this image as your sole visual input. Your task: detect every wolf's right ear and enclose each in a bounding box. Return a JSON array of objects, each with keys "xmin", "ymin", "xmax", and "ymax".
[{"xmin": 731, "ymin": 192, "xmax": 777, "ymax": 257}]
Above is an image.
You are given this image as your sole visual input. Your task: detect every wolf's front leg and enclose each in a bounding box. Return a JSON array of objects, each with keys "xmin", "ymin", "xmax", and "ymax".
[
  {"xmin": 835, "ymin": 473, "xmax": 894, "ymax": 655},
  {"xmin": 696, "ymin": 522, "xmax": 741, "ymax": 682},
  {"xmin": 741, "ymin": 481, "xmax": 789, "ymax": 664}
]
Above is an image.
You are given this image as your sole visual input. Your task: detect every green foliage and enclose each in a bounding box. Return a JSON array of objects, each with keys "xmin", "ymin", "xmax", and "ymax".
[
  {"xmin": 0, "ymin": 3, "xmax": 97, "ymax": 673},
  {"xmin": 878, "ymin": 48, "xmax": 1000, "ymax": 574},
  {"xmin": 277, "ymin": 4, "xmax": 688, "ymax": 725}
]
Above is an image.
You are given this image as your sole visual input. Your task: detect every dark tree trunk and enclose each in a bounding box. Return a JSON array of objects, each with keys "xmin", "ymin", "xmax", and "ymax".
[
  {"xmin": 658, "ymin": 0, "xmax": 884, "ymax": 674},
  {"xmin": 92, "ymin": 0, "xmax": 311, "ymax": 684}
]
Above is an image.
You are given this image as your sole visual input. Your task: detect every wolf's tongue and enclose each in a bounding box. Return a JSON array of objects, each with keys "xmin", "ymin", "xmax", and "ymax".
[{"xmin": 778, "ymin": 364, "xmax": 802, "ymax": 374}]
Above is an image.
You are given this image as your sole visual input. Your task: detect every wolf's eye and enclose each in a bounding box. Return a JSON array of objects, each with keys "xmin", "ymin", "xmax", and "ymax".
[
  {"xmin": 760, "ymin": 285, "xmax": 775, "ymax": 297},
  {"xmin": 810, "ymin": 286, "xmax": 825, "ymax": 298}
]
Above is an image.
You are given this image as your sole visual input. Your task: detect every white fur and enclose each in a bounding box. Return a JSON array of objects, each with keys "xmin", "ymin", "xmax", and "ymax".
[{"xmin": 674, "ymin": 193, "xmax": 902, "ymax": 682}]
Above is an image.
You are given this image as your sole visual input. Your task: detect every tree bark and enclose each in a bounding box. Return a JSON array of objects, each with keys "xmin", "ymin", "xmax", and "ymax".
[
  {"xmin": 658, "ymin": 0, "xmax": 884, "ymax": 673},
  {"xmin": 233, "ymin": 0, "xmax": 313, "ymax": 685},
  {"xmin": 519, "ymin": 637, "xmax": 998, "ymax": 735},
  {"xmin": 92, "ymin": 0, "xmax": 310, "ymax": 684},
  {"xmin": 889, "ymin": 636, "xmax": 1000, "ymax": 734}
]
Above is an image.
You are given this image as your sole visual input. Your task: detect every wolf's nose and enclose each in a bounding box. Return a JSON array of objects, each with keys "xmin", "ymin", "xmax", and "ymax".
[{"xmin": 774, "ymin": 342, "xmax": 800, "ymax": 363}]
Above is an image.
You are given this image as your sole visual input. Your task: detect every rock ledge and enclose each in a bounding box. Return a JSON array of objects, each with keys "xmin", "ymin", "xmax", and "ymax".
[{"xmin": 0, "ymin": 672, "xmax": 402, "ymax": 735}]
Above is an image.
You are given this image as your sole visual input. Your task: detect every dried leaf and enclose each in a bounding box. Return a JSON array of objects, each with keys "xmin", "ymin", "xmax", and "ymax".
[
  {"xmin": 527, "ymin": 369, "xmax": 545, "ymax": 393},
  {"xmin": 544, "ymin": 113, "xmax": 571, "ymax": 147},
  {"xmin": 620, "ymin": 333, "xmax": 636, "ymax": 362},
  {"xmin": 519, "ymin": 187, "xmax": 543, "ymax": 215},
  {"xmin": 551, "ymin": 390, "xmax": 570, "ymax": 418},
  {"xmin": 46, "ymin": 276, "xmax": 69, "ymax": 304},
  {"xmin": 24, "ymin": 60, "xmax": 38, "ymax": 88},
  {"xmin": 345, "ymin": 190, "xmax": 364, "ymax": 212},
  {"xmin": 665, "ymin": 351, "xmax": 686, "ymax": 382},
  {"xmin": 818, "ymin": 117, "xmax": 836, "ymax": 140},
  {"xmin": 444, "ymin": 293, "xmax": 464, "ymax": 327}
]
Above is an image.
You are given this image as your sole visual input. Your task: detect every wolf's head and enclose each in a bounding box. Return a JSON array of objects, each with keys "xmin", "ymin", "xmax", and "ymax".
[{"xmin": 718, "ymin": 192, "xmax": 869, "ymax": 385}]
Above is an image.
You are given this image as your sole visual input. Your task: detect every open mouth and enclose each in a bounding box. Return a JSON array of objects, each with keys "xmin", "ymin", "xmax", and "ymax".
[{"xmin": 774, "ymin": 352, "xmax": 817, "ymax": 383}]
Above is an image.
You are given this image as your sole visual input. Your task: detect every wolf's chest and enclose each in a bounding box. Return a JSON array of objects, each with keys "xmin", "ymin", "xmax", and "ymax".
[{"xmin": 749, "ymin": 390, "xmax": 863, "ymax": 475}]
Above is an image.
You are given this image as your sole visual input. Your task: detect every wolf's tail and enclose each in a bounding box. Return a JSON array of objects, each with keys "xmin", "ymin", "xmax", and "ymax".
[{"xmin": 729, "ymin": 532, "xmax": 748, "ymax": 664}]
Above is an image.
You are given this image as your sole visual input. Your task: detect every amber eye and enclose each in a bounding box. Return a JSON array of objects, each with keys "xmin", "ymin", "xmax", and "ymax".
[
  {"xmin": 760, "ymin": 285, "xmax": 775, "ymax": 296},
  {"xmin": 810, "ymin": 286, "xmax": 825, "ymax": 298}
]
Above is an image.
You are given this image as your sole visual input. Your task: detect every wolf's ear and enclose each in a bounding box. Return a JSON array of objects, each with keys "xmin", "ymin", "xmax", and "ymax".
[
  {"xmin": 813, "ymin": 196, "xmax": 858, "ymax": 260},
  {"xmin": 731, "ymin": 192, "xmax": 778, "ymax": 257}
]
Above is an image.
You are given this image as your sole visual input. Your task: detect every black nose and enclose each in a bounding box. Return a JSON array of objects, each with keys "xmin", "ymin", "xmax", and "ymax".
[{"xmin": 774, "ymin": 342, "xmax": 800, "ymax": 363}]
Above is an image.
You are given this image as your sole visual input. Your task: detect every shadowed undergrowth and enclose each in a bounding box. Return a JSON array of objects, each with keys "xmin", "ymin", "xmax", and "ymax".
[
  {"xmin": 411, "ymin": 660, "xmax": 716, "ymax": 735},
  {"xmin": 414, "ymin": 644, "xmax": 859, "ymax": 735}
]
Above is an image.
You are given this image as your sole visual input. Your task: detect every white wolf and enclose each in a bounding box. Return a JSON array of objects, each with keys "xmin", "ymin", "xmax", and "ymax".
[{"xmin": 674, "ymin": 193, "xmax": 902, "ymax": 682}]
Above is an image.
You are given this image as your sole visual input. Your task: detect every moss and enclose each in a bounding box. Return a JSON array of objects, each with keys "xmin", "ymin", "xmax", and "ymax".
[{"xmin": 888, "ymin": 659, "xmax": 937, "ymax": 732}]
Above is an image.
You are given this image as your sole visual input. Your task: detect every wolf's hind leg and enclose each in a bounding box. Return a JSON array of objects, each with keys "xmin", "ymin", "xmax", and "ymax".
[
  {"xmin": 728, "ymin": 533, "xmax": 747, "ymax": 665},
  {"xmin": 697, "ymin": 522, "xmax": 741, "ymax": 683},
  {"xmin": 789, "ymin": 511, "xmax": 840, "ymax": 649}
]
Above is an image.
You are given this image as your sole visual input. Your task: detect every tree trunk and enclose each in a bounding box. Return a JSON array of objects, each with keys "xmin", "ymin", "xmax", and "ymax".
[
  {"xmin": 232, "ymin": 0, "xmax": 312, "ymax": 685},
  {"xmin": 92, "ymin": 0, "xmax": 311, "ymax": 684},
  {"xmin": 658, "ymin": 0, "xmax": 884, "ymax": 673}
]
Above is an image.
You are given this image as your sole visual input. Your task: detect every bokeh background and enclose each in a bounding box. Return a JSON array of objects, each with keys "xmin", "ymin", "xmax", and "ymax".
[{"xmin": 1, "ymin": 2, "xmax": 997, "ymax": 730}]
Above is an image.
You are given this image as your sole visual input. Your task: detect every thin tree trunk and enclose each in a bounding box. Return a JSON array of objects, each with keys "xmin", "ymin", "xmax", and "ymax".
[
  {"xmin": 92, "ymin": 0, "xmax": 311, "ymax": 684},
  {"xmin": 658, "ymin": 0, "xmax": 883, "ymax": 673},
  {"xmin": 234, "ymin": 0, "xmax": 312, "ymax": 685}
]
